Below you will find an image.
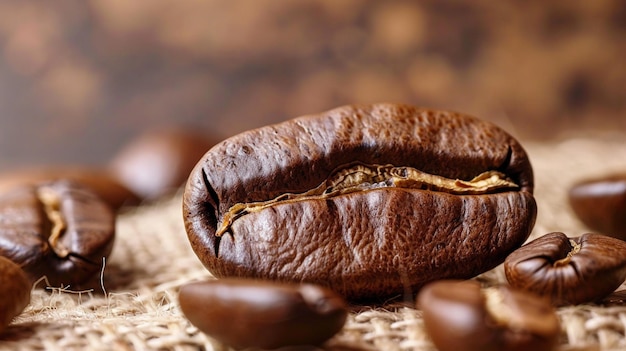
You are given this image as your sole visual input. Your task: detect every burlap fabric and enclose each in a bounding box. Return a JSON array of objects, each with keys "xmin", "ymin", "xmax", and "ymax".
[{"xmin": 2, "ymin": 134, "xmax": 626, "ymax": 351}]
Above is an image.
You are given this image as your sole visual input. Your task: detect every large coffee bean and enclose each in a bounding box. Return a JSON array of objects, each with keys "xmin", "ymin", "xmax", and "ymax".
[
  {"xmin": 417, "ymin": 280, "xmax": 559, "ymax": 351},
  {"xmin": 183, "ymin": 103, "xmax": 536, "ymax": 301},
  {"xmin": 568, "ymin": 174, "xmax": 626, "ymax": 241},
  {"xmin": 109, "ymin": 128, "xmax": 218, "ymax": 201},
  {"xmin": 0, "ymin": 180, "xmax": 115, "ymax": 287},
  {"xmin": 504, "ymin": 232, "xmax": 626, "ymax": 306},
  {"xmin": 0, "ymin": 256, "xmax": 31, "ymax": 333},
  {"xmin": 0, "ymin": 166, "xmax": 140, "ymax": 210},
  {"xmin": 178, "ymin": 279, "xmax": 347, "ymax": 349}
]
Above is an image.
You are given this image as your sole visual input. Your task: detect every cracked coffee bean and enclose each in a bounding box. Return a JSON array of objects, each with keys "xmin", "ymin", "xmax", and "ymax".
[
  {"xmin": 183, "ymin": 103, "xmax": 536, "ymax": 301},
  {"xmin": 417, "ymin": 280, "xmax": 559, "ymax": 351},
  {"xmin": 109, "ymin": 128, "xmax": 218, "ymax": 201},
  {"xmin": 183, "ymin": 104, "xmax": 537, "ymax": 300},
  {"xmin": 178, "ymin": 278, "xmax": 347, "ymax": 350},
  {"xmin": 568, "ymin": 174, "xmax": 626, "ymax": 241},
  {"xmin": 504, "ymin": 232, "xmax": 626, "ymax": 306},
  {"xmin": 0, "ymin": 256, "xmax": 31, "ymax": 333},
  {"xmin": 0, "ymin": 180, "xmax": 115, "ymax": 287}
]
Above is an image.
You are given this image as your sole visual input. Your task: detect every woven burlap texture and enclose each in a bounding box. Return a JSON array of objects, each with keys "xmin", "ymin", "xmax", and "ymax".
[{"xmin": 2, "ymin": 135, "xmax": 626, "ymax": 351}]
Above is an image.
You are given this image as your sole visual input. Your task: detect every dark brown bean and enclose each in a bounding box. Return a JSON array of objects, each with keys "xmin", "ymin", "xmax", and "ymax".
[
  {"xmin": 599, "ymin": 289, "xmax": 626, "ymax": 306},
  {"xmin": 183, "ymin": 103, "xmax": 536, "ymax": 301},
  {"xmin": 178, "ymin": 279, "xmax": 347, "ymax": 350},
  {"xmin": 0, "ymin": 166, "xmax": 140, "ymax": 210},
  {"xmin": 569, "ymin": 174, "xmax": 626, "ymax": 241},
  {"xmin": 0, "ymin": 256, "xmax": 31, "ymax": 333},
  {"xmin": 0, "ymin": 180, "xmax": 115, "ymax": 287},
  {"xmin": 109, "ymin": 128, "xmax": 218, "ymax": 201},
  {"xmin": 504, "ymin": 232, "xmax": 626, "ymax": 306},
  {"xmin": 417, "ymin": 280, "xmax": 559, "ymax": 351}
]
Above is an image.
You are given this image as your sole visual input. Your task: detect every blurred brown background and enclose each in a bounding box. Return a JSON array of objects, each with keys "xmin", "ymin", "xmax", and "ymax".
[{"xmin": 0, "ymin": 0, "xmax": 625, "ymax": 172}]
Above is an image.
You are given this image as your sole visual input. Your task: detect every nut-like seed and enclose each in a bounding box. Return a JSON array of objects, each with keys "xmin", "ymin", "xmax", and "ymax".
[
  {"xmin": 109, "ymin": 128, "xmax": 218, "ymax": 201},
  {"xmin": 0, "ymin": 256, "xmax": 31, "ymax": 333},
  {"xmin": 417, "ymin": 280, "xmax": 559, "ymax": 351},
  {"xmin": 184, "ymin": 103, "xmax": 536, "ymax": 301},
  {"xmin": 568, "ymin": 174, "xmax": 626, "ymax": 241},
  {"xmin": 0, "ymin": 180, "xmax": 116, "ymax": 287},
  {"xmin": 504, "ymin": 232, "xmax": 626, "ymax": 306},
  {"xmin": 178, "ymin": 278, "xmax": 348, "ymax": 349}
]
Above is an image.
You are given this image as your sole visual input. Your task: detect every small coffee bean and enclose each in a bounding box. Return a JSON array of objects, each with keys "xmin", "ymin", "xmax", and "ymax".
[
  {"xmin": 417, "ymin": 280, "xmax": 559, "ymax": 351},
  {"xmin": 184, "ymin": 103, "xmax": 536, "ymax": 301},
  {"xmin": 504, "ymin": 232, "xmax": 626, "ymax": 306},
  {"xmin": 600, "ymin": 289, "xmax": 626, "ymax": 306},
  {"xmin": 0, "ymin": 180, "xmax": 116, "ymax": 287},
  {"xmin": 568, "ymin": 174, "xmax": 626, "ymax": 241},
  {"xmin": 0, "ymin": 256, "xmax": 31, "ymax": 333},
  {"xmin": 109, "ymin": 128, "xmax": 218, "ymax": 201},
  {"xmin": 178, "ymin": 279, "xmax": 348, "ymax": 350},
  {"xmin": 0, "ymin": 166, "xmax": 140, "ymax": 210}
]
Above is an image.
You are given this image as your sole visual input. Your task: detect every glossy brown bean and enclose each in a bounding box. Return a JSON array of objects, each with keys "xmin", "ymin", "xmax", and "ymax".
[
  {"xmin": 417, "ymin": 280, "xmax": 559, "ymax": 351},
  {"xmin": 109, "ymin": 128, "xmax": 218, "ymax": 201},
  {"xmin": 183, "ymin": 103, "xmax": 536, "ymax": 301},
  {"xmin": 0, "ymin": 180, "xmax": 116, "ymax": 287},
  {"xmin": 0, "ymin": 256, "xmax": 31, "ymax": 333},
  {"xmin": 178, "ymin": 279, "xmax": 347, "ymax": 350},
  {"xmin": 569, "ymin": 174, "xmax": 626, "ymax": 241},
  {"xmin": 504, "ymin": 232, "xmax": 626, "ymax": 306}
]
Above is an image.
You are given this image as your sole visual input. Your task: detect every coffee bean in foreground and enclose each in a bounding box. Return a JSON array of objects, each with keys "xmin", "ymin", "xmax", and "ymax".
[
  {"xmin": 0, "ymin": 256, "xmax": 30, "ymax": 333},
  {"xmin": 504, "ymin": 232, "xmax": 626, "ymax": 306},
  {"xmin": 417, "ymin": 280, "xmax": 559, "ymax": 351},
  {"xmin": 0, "ymin": 181, "xmax": 115, "ymax": 287},
  {"xmin": 568, "ymin": 174, "xmax": 626, "ymax": 241},
  {"xmin": 183, "ymin": 104, "xmax": 537, "ymax": 301},
  {"xmin": 178, "ymin": 279, "xmax": 347, "ymax": 350}
]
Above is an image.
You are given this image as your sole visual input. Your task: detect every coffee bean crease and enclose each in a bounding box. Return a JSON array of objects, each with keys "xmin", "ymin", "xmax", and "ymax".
[{"xmin": 216, "ymin": 163, "xmax": 518, "ymax": 237}]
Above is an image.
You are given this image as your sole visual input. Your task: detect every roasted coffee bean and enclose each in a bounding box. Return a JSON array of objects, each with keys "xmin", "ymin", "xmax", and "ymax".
[
  {"xmin": 568, "ymin": 174, "xmax": 626, "ymax": 241},
  {"xmin": 504, "ymin": 232, "xmax": 626, "ymax": 306},
  {"xmin": 600, "ymin": 289, "xmax": 626, "ymax": 306},
  {"xmin": 0, "ymin": 180, "xmax": 115, "ymax": 287},
  {"xmin": 417, "ymin": 280, "xmax": 559, "ymax": 351},
  {"xmin": 178, "ymin": 279, "xmax": 347, "ymax": 350},
  {"xmin": 109, "ymin": 128, "xmax": 218, "ymax": 201},
  {"xmin": 183, "ymin": 103, "xmax": 536, "ymax": 301},
  {"xmin": 0, "ymin": 256, "xmax": 31, "ymax": 333},
  {"xmin": 0, "ymin": 166, "xmax": 140, "ymax": 210}
]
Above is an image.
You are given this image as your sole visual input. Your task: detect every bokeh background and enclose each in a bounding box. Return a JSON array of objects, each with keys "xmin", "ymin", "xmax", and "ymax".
[{"xmin": 0, "ymin": 0, "xmax": 625, "ymax": 171}]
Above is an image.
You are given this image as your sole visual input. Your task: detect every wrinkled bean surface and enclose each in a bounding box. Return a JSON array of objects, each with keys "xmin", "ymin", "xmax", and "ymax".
[{"xmin": 184, "ymin": 103, "xmax": 536, "ymax": 301}]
